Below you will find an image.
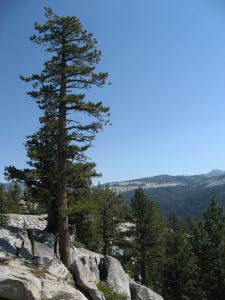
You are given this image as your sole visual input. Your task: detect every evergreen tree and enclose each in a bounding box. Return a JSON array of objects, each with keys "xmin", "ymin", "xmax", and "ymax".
[
  {"xmin": 130, "ymin": 188, "xmax": 165, "ymax": 291},
  {"xmin": 0, "ymin": 184, "xmax": 8, "ymax": 226},
  {"xmin": 0, "ymin": 183, "xmax": 22, "ymax": 225},
  {"xmin": 97, "ymin": 186, "xmax": 122, "ymax": 255},
  {"xmin": 70, "ymin": 186, "xmax": 122, "ymax": 255},
  {"xmin": 6, "ymin": 182, "xmax": 22, "ymax": 214},
  {"xmin": 5, "ymin": 117, "xmax": 97, "ymax": 231},
  {"xmin": 69, "ymin": 188, "xmax": 101, "ymax": 251},
  {"xmin": 184, "ymin": 215, "xmax": 197, "ymax": 245},
  {"xmin": 6, "ymin": 7, "xmax": 110, "ymax": 268},
  {"xmin": 162, "ymin": 212, "xmax": 204, "ymax": 300},
  {"xmin": 193, "ymin": 197, "xmax": 225, "ymax": 300}
]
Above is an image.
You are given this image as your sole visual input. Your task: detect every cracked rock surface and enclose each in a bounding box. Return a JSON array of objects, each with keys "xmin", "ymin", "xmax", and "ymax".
[
  {"xmin": 0, "ymin": 227, "xmax": 85, "ymax": 300},
  {"xmin": 0, "ymin": 225, "xmax": 164, "ymax": 300}
]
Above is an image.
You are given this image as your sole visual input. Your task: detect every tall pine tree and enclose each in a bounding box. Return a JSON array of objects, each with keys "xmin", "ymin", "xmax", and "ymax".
[
  {"xmin": 69, "ymin": 185, "xmax": 122, "ymax": 255},
  {"xmin": 193, "ymin": 197, "xmax": 225, "ymax": 300},
  {"xmin": 130, "ymin": 188, "xmax": 165, "ymax": 291},
  {"xmin": 6, "ymin": 7, "xmax": 110, "ymax": 268},
  {"xmin": 162, "ymin": 212, "xmax": 204, "ymax": 300}
]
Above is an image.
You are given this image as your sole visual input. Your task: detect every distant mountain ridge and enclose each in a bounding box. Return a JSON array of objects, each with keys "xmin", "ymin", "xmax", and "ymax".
[
  {"xmin": 108, "ymin": 170, "xmax": 225, "ymax": 192},
  {"xmin": 205, "ymin": 169, "xmax": 225, "ymax": 177},
  {"xmin": 107, "ymin": 170, "xmax": 225, "ymax": 219}
]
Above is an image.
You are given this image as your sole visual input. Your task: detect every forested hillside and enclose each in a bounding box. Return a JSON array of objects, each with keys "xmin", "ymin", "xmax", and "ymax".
[{"xmin": 108, "ymin": 170, "xmax": 225, "ymax": 219}]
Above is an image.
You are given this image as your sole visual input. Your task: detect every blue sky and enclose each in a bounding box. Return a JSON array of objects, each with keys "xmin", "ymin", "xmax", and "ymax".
[{"xmin": 1, "ymin": 0, "xmax": 225, "ymax": 183}]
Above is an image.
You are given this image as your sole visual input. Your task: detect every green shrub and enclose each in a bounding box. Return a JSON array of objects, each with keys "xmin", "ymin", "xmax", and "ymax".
[
  {"xmin": 0, "ymin": 214, "xmax": 9, "ymax": 227},
  {"xmin": 97, "ymin": 282, "xmax": 127, "ymax": 300},
  {"xmin": 73, "ymin": 240, "xmax": 86, "ymax": 248}
]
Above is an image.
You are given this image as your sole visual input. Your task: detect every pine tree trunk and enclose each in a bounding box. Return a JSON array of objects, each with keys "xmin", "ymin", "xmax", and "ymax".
[
  {"xmin": 46, "ymin": 197, "xmax": 58, "ymax": 233},
  {"xmin": 140, "ymin": 233, "xmax": 147, "ymax": 286},
  {"xmin": 102, "ymin": 227, "xmax": 108, "ymax": 256},
  {"xmin": 102, "ymin": 207, "xmax": 109, "ymax": 255},
  {"xmin": 57, "ymin": 100, "xmax": 71, "ymax": 269},
  {"xmin": 56, "ymin": 40, "xmax": 71, "ymax": 269},
  {"xmin": 141, "ymin": 253, "xmax": 146, "ymax": 286}
]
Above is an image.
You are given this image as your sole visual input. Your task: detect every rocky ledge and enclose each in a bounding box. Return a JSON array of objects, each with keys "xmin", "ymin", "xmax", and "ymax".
[
  {"xmin": 0, "ymin": 225, "xmax": 164, "ymax": 300},
  {"xmin": 5, "ymin": 214, "xmax": 47, "ymax": 231}
]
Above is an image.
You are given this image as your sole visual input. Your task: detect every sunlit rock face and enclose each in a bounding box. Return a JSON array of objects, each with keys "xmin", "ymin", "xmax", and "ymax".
[
  {"xmin": 0, "ymin": 226, "xmax": 87, "ymax": 300},
  {"xmin": 0, "ymin": 224, "xmax": 164, "ymax": 300}
]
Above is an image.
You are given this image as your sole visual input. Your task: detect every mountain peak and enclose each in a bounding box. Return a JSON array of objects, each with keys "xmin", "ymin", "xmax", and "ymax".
[{"xmin": 206, "ymin": 169, "xmax": 225, "ymax": 177}]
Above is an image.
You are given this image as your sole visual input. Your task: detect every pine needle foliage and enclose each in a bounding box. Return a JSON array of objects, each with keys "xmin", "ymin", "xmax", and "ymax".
[{"xmin": 5, "ymin": 7, "xmax": 110, "ymax": 268}]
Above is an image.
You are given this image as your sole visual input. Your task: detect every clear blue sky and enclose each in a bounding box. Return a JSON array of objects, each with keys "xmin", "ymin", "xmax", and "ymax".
[{"xmin": 1, "ymin": 0, "xmax": 225, "ymax": 183}]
